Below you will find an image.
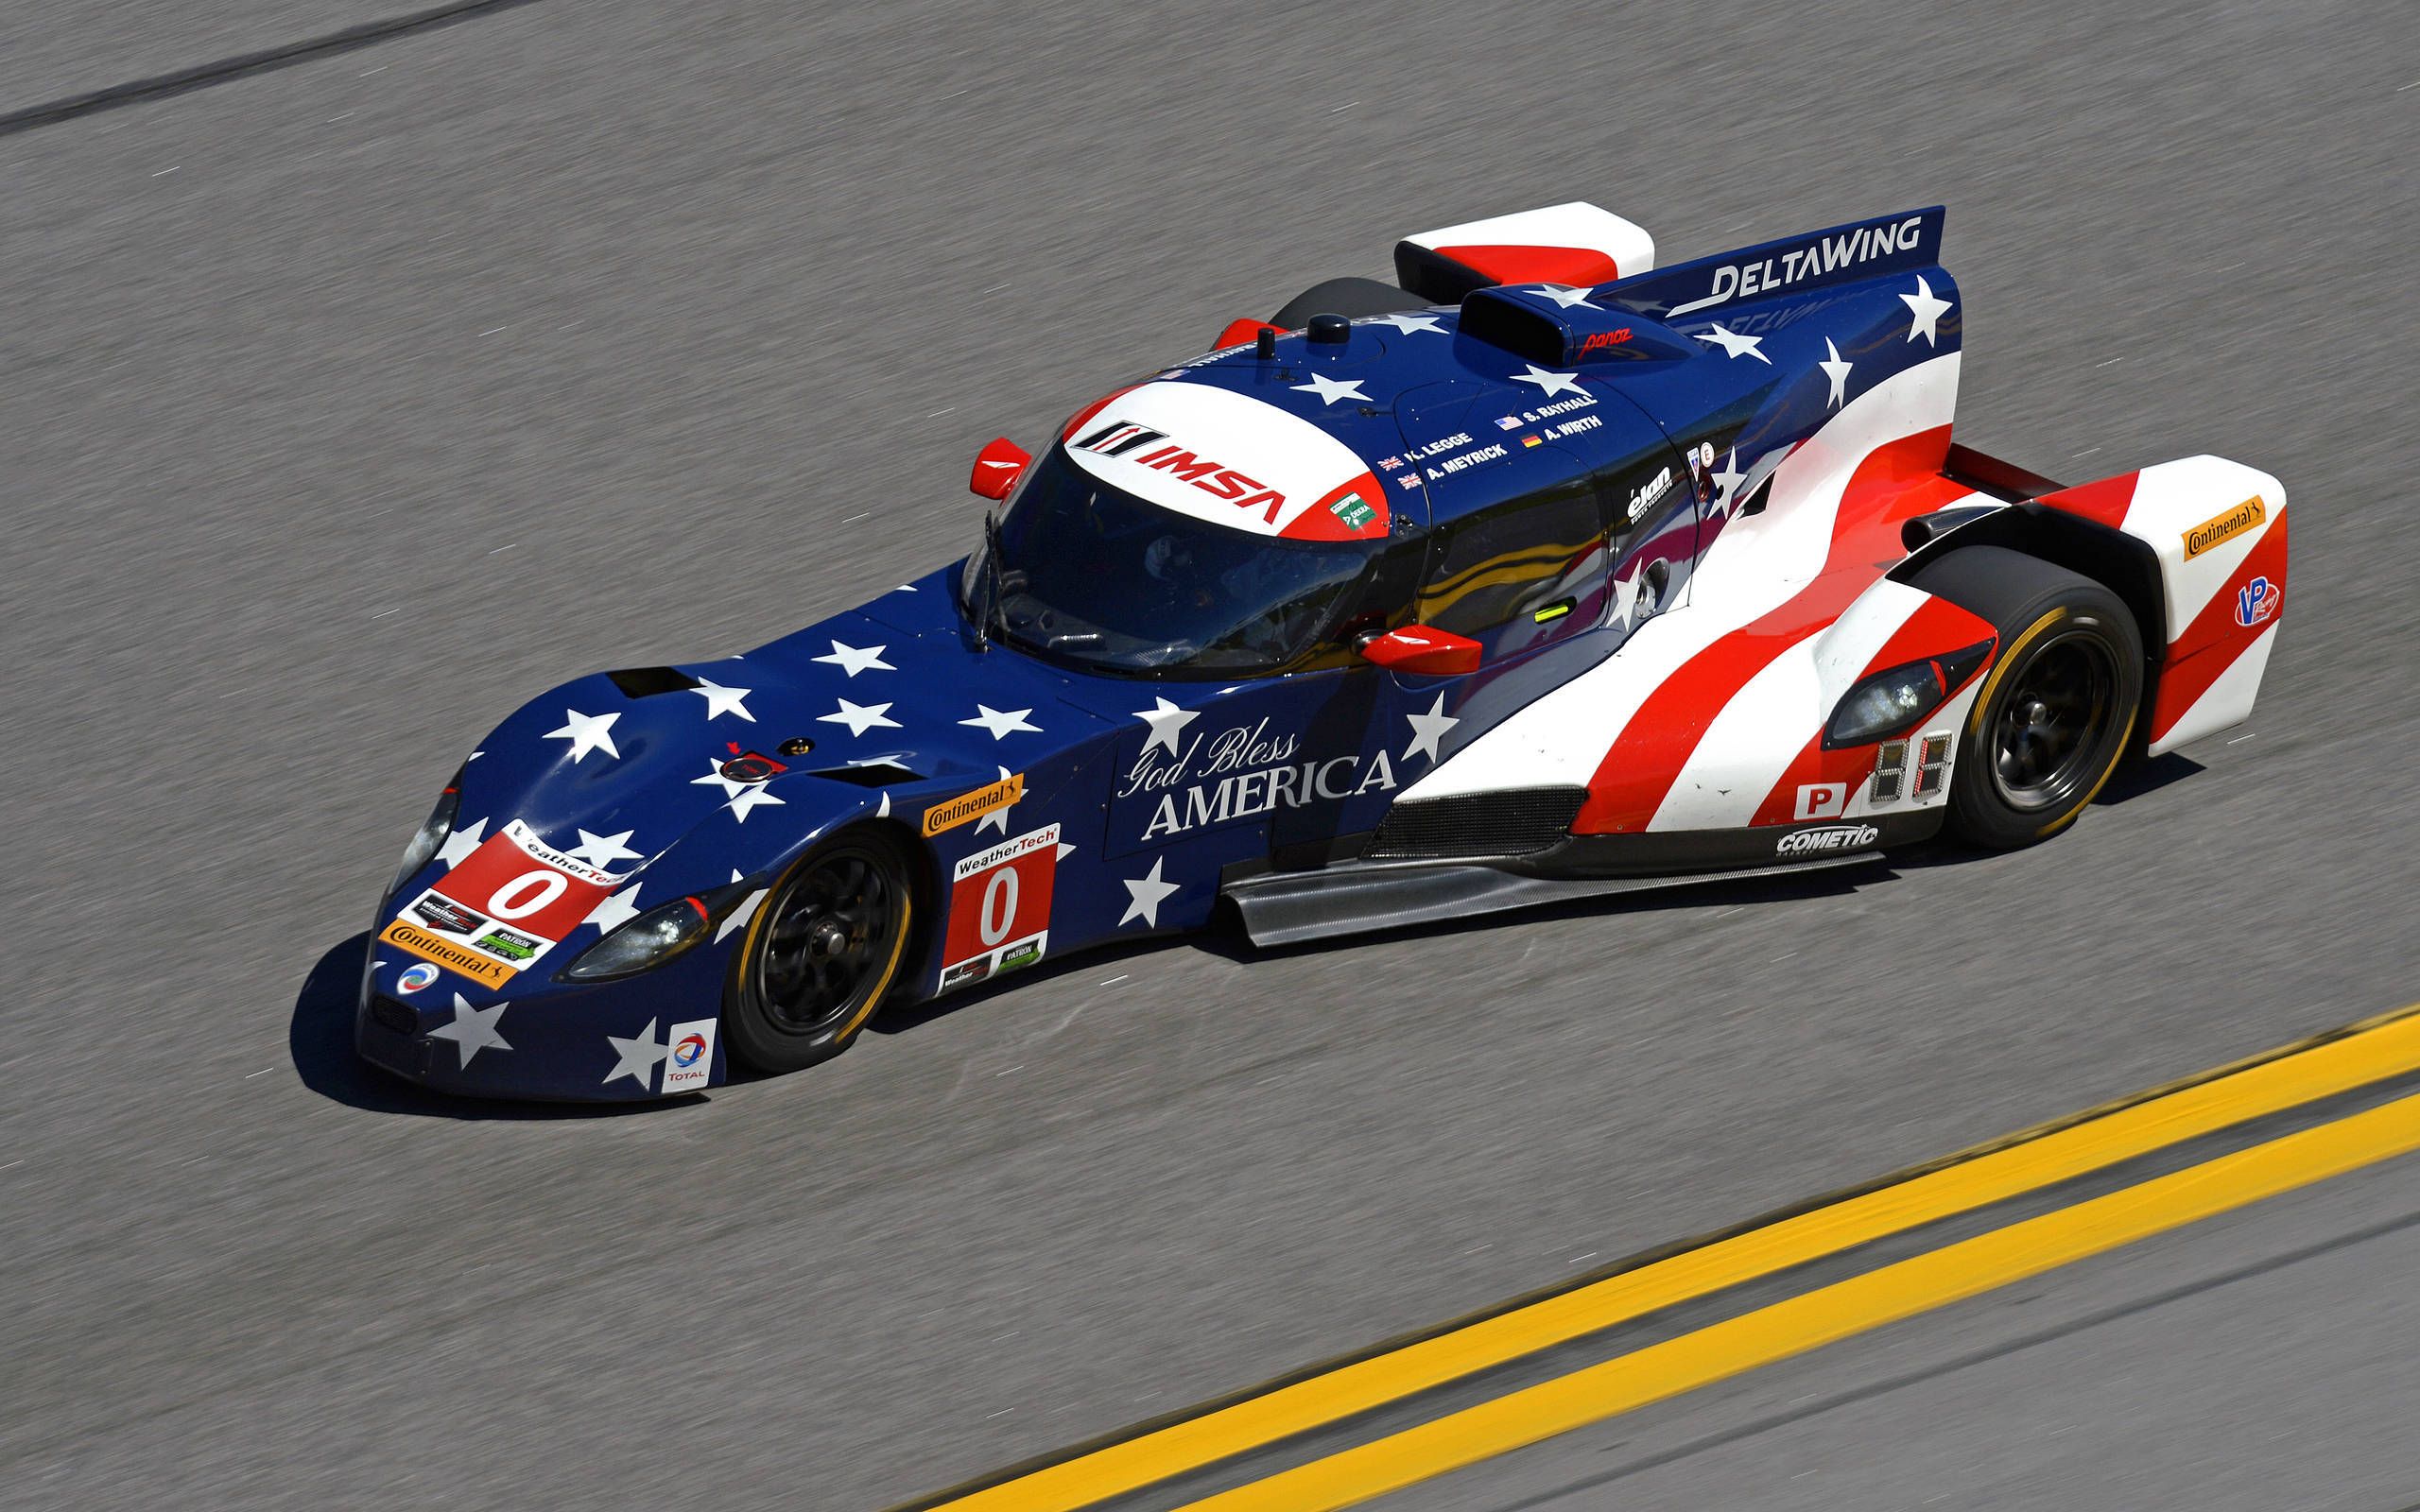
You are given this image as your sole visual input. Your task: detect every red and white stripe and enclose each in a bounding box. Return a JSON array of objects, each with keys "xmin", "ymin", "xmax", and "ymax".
[
  {"xmin": 1405, "ymin": 352, "xmax": 1969, "ymax": 822},
  {"xmin": 1398, "ymin": 203, "xmax": 1657, "ymax": 291},
  {"xmin": 2031, "ymin": 457, "xmax": 2289, "ymax": 754}
]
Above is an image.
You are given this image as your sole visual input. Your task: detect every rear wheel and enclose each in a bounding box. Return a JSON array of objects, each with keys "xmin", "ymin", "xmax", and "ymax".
[
  {"xmin": 725, "ymin": 830, "xmax": 914, "ymax": 1074},
  {"xmin": 1906, "ymin": 546, "xmax": 2144, "ymax": 849}
]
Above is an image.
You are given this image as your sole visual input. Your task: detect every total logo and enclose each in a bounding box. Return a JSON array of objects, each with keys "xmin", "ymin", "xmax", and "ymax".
[
  {"xmin": 671, "ymin": 1033, "xmax": 709, "ymax": 1069},
  {"xmin": 2235, "ymin": 575, "xmax": 2280, "ymax": 628},
  {"xmin": 395, "ymin": 961, "xmax": 440, "ymax": 994}
]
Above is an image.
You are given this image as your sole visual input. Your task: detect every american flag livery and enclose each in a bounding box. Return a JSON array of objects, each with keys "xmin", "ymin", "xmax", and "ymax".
[{"xmin": 359, "ymin": 199, "xmax": 2286, "ymax": 1101}]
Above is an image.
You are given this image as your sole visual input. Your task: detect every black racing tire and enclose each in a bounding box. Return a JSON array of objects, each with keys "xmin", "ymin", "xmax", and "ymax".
[
  {"xmin": 724, "ymin": 828, "xmax": 916, "ymax": 1074},
  {"xmin": 1904, "ymin": 545, "xmax": 2144, "ymax": 850},
  {"xmin": 1268, "ymin": 276, "xmax": 1432, "ymax": 329}
]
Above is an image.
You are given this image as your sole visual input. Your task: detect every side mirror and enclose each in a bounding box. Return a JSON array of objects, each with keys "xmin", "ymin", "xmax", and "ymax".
[
  {"xmin": 971, "ymin": 438, "xmax": 1031, "ymax": 501},
  {"xmin": 1357, "ymin": 624, "xmax": 1481, "ymax": 676}
]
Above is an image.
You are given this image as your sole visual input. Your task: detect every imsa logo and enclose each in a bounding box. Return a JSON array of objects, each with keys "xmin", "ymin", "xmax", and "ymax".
[{"xmin": 1074, "ymin": 420, "xmax": 1288, "ymax": 524}]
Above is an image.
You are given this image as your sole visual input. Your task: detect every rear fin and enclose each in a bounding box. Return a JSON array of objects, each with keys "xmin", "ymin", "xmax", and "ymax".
[
  {"xmin": 1607, "ymin": 206, "xmax": 1944, "ymax": 320},
  {"xmin": 1394, "ymin": 202, "xmax": 1655, "ymax": 304}
]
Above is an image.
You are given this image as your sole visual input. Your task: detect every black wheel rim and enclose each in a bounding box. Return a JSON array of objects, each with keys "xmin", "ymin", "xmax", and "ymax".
[
  {"xmin": 752, "ymin": 846, "xmax": 899, "ymax": 1037},
  {"xmin": 1990, "ymin": 628, "xmax": 2118, "ymax": 813}
]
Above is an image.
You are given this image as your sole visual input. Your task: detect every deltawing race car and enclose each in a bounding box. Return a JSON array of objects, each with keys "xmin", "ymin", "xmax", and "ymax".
[{"xmin": 358, "ymin": 200, "xmax": 2288, "ymax": 1100}]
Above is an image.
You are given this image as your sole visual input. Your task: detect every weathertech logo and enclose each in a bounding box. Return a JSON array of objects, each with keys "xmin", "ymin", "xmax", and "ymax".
[
  {"xmin": 1775, "ymin": 823, "xmax": 1880, "ymax": 856},
  {"xmin": 1074, "ymin": 420, "xmax": 1288, "ymax": 523},
  {"xmin": 2183, "ymin": 496, "xmax": 2265, "ymax": 558},
  {"xmin": 378, "ymin": 919, "xmax": 513, "ymax": 988}
]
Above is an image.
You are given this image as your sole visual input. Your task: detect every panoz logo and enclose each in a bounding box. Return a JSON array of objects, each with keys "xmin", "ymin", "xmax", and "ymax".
[
  {"xmin": 395, "ymin": 961, "xmax": 439, "ymax": 994},
  {"xmin": 1577, "ymin": 327, "xmax": 1634, "ymax": 356},
  {"xmin": 1075, "ymin": 420, "xmax": 1288, "ymax": 524},
  {"xmin": 923, "ymin": 771, "xmax": 1025, "ymax": 837},
  {"xmin": 2236, "ymin": 575, "xmax": 2281, "ymax": 627},
  {"xmin": 1776, "ymin": 823, "xmax": 1880, "ymax": 856},
  {"xmin": 2183, "ymin": 495, "xmax": 2266, "ymax": 558}
]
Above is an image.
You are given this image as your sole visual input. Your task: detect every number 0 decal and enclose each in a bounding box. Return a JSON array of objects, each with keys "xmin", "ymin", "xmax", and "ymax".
[
  {"xmin": 979, "ymin": 868, "xmax": 1020, "ymax": 947},
  {"xmin": 942, "ymin": 824, "xmax": 1061, "ymax": 988},
  {"xmin": 488, "ymin": 868, "xmax": 570, "ymax": 920}
]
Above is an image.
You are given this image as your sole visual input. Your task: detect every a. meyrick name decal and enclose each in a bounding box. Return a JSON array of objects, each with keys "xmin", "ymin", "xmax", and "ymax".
[
  {"xmin": 1063, "ymin": 381, "xmax": 1387, "ymax": 541},
  {"xmin": 939, "ymin": 823, "xmax": 1061, "ymax": 991},
  {"xmin": 382, "ymin": 819, "xmax": 627, "ymax": 988},
  {"xmin": 1122, "ymin": 715, "xmax": 1398, "ymax": 841}
]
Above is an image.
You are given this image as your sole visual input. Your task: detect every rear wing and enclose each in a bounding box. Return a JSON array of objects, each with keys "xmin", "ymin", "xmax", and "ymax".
[{"xmin": 1604, "ymin": 205, "xmax": 1945, "ymax": 319}]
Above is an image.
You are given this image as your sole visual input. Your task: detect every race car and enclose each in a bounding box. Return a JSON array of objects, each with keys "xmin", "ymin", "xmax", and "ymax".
[{"xmin": 357, "ymin": 200, "xmax": 2288, "ymax": 1101}]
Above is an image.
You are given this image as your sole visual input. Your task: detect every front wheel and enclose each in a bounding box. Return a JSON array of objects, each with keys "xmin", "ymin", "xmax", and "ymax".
[
  {"xmin": 1907, "ymin": 546, "xmax": 2144, "ymax": 850},
  {"xmin": 724, "ymin": 830, "xmax": 915, "ymax": 1074}
]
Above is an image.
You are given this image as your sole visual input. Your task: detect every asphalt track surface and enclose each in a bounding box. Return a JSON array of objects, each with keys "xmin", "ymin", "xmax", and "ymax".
[{"xmin": 2, "ymin": 2, "xmax": 2412, "ymax": 1507}]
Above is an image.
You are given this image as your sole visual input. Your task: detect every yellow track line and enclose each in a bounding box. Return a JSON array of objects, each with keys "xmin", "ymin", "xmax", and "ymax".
[
  {"xmin": 1183, "ymin": 1086, "xmax": 2420, "ymax": 1511},
  {"xmin": 909, "ymin": 1005, "xmax": 2420, "ymax": 1512}
]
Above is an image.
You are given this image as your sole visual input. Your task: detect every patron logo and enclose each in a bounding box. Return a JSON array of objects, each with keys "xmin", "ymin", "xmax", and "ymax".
[
  {"xmin": 923, "ymin": 771, "xmax": 1025, "ymax": 837},
  {"xmin": 1776, "ymin": 823, "xmax": 1880, "ymax": 856},
  {"xmin": 1328, "ymin": 493, "xmax": 1377, "ymax": 531},
  {"xmin": 1074, "ymin": 420, "xmax": 1286, "ymax": 523},
  {"xmin": 2184, "ymin": 496, "xmax": 2266, "ymax": 559},
  {"xmin": 474, "ymin": 926, "xmax": 543, "ymax": 964},
  {"xmin": 1122, "ymin": 716, "xmax": 1397, "ymax": 841}
]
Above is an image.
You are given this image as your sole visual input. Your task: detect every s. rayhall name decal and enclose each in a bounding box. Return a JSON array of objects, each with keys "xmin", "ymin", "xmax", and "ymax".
[{"xmin": 1120, "ymin": 716, "xmax": 1397, "ymax": 840}]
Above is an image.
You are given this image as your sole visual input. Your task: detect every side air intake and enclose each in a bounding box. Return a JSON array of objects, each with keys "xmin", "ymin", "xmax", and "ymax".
[{"xmin": 1367, "ymin": 787, "xmax": 1587, "ymax": 861}]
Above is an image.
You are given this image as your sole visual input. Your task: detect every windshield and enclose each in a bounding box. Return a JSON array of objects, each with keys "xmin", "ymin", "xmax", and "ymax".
[{"xmin": 962, "ymin": 450, "xmax": 1392, "ymax": 677}]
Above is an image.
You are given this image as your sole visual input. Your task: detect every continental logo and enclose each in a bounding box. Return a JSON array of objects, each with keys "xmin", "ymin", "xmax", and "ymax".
[
  {"xmin": 923, "ymin": 772, "xmax": 1025, "ymax": 837},
  {"xmin": 2183, "ymin": 495, "xmax": 2266, "ymax": 559},
  {"xmin": 378, "ymin": 919, "xmax": 513, "ymax": 988}
]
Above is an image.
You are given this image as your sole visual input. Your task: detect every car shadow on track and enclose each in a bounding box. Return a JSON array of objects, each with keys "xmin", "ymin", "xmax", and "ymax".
[
  {"xmin": 302, "ymin": 757, "xmax": 2210, "ymax": 1102},
  {"xmin": 879, "ymin": 755, "xmax": 2214, "ymax": 1021},
  {"xmin": 288, "ymin": 932, "xmax": 666, "ymax": 1120}
]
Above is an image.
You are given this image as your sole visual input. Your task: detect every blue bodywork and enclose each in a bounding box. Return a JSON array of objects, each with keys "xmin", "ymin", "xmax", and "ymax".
[{"xmin": 357, "ymin": 206, "xmax": 1962, "ymax": 1099}]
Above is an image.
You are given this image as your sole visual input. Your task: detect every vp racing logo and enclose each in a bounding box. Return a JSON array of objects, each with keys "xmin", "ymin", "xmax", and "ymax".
[
  {"xmin": 1074, "ymin": 419, "xmax": 1288, "ymax": 523},
  {"xmin": 2236, "ymin": 575, "xmax": 2280, "ymax": 628}
]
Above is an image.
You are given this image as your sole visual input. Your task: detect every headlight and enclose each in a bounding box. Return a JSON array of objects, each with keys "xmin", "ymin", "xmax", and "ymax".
[
  {"xmin": 1823, "ymin": 640, "xmax": 1994, "ymax": 748},
  {"xmin": 390, "ymin": 775, "xmax": 463, "ymax": 894},
  {"xmin": 560, "ymin": 883, "xmax": 753, "ymax": 983}
]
